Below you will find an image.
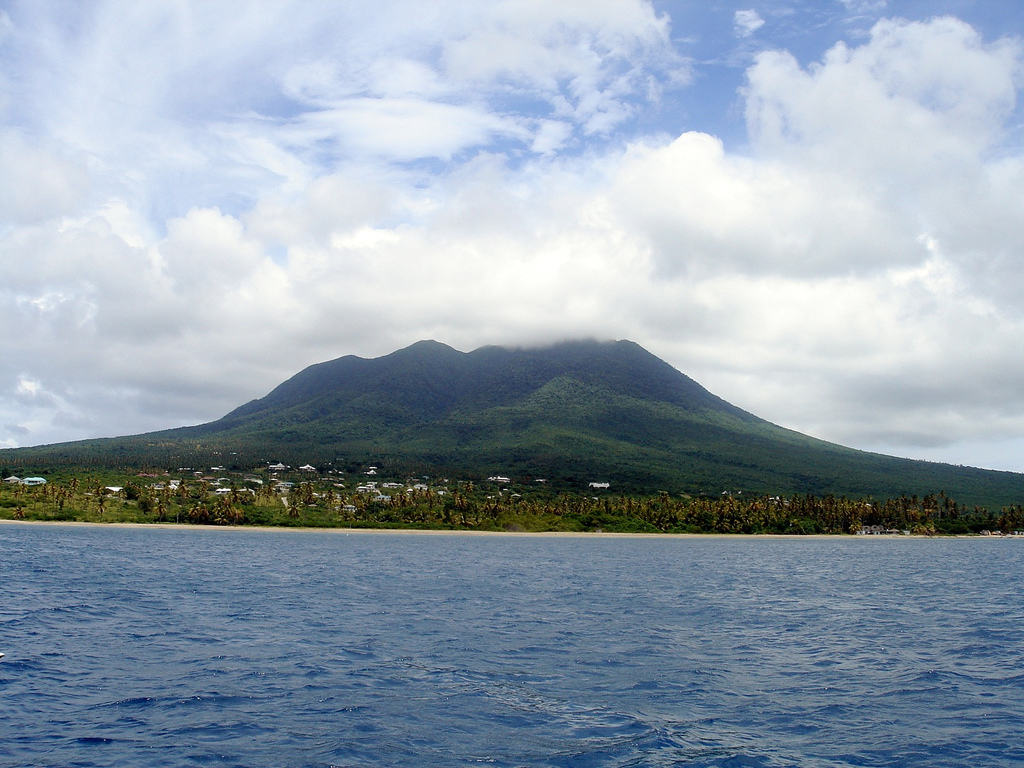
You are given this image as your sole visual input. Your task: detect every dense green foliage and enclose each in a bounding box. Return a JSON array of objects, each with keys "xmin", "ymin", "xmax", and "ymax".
[
  {"xmin": 2, "ymin": 467, "xmax": 1022, "ymax": 535},
  {"xmin": 5, "ymin": 339, "xmax": 1024, "ymax": 508}
]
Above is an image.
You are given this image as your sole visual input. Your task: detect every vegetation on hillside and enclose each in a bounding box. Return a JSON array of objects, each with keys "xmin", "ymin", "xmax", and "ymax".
[{"xmin": 2, "ymin": 466, "xmax": 1020, "ymax": 535}]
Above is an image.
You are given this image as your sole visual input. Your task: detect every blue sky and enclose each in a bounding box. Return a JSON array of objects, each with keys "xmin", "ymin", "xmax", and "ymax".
[{"xmin": 3, "ymin": 0, "xmax": 1024, "ymax": 473}]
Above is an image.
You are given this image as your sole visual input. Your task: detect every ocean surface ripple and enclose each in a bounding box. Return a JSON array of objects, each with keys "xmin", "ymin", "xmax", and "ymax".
[{"xmin": 1, "ymin": 526, "xmax": 1023, "ymax": 767}]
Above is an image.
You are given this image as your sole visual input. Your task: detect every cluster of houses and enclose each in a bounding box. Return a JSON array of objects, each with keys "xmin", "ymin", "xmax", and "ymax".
[
  {"xmin": 857, "ymin": 525, "xmax": 1024, "ymax": 536},
  {"xmin": 484, "ymin": 474, "xmax": 608, "ymax": 489},
  {"xmin": 857, "ymin": 525, "xmax": 909, "ymax": 535},
  {"xmin": 3, "ymin": 463, "xmax": 611, "ymax": 503},
  {"xmin": 3, "ymin": 475, "xmax": 46, "ymax": 486},
  {"xmin": 351, "ymin": 479, "xmax": 436, "ymax": 503},
  {"xmin": 267, "ymin": 463, "xmax": 319, "ymax": 473}
]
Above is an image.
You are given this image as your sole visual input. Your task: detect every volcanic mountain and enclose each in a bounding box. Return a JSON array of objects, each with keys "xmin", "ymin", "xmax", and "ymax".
[{"xmin": 7, "ymin": 339, "xmax": 1024, "ymax": 506}]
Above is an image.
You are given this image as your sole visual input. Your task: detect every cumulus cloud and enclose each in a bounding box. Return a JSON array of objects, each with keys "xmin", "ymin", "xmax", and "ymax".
[
  {"xmin": 746, "ymin": 18, "xmax": 1019, "ymax": 166},
  {"xmin": 2, "ymin": 4, "xmax": 1024, "ymax": 474}
]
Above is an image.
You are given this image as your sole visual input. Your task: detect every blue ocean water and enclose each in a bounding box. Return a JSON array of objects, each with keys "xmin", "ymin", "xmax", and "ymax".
[{"xmin": 1, "ymin": 526, "xmax": 1022, "ymax": 767}]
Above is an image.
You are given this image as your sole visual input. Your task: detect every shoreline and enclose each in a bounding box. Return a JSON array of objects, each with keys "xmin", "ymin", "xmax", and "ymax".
[{"xmin": 0, "ymin": 518, "xmax": 987, "ymax": 539}]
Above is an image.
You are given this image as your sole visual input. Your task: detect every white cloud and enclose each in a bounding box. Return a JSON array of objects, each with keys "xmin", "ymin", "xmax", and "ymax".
[
  {"xmin": 741, "ymin": 16, "xmax": 1024, "ymax": 316},
  {"xmin": 531, "ymin": 119, "xmax": 574, "ymax": 155},
  {"xmin": 745, "ymin": 18, "xmax": 1019, "ymax": 168},
  {"xmin": 293, "ymin": 98, "xmax": 525, "ymax": 161},
  {"xmin": 440, "ymin": 0, "xmax": 682, "ymax": 134},
  {"xmin": 607, "ymin": 131, "xmax": 912, "ymax": 277},
  {"xmin": 734, "ymin": 10, "xmax": 766, "ymax": 39},
  {"xmin": 0, "ymin": 130, "xmax": 89, "ymax": 224},
  {"xmin": 838, "ymin": 0, "xmax": 887, "ymax": 13},
  {"xmin": 3, "ymin": 4, "xmax": 1024, "ymax": 475}
]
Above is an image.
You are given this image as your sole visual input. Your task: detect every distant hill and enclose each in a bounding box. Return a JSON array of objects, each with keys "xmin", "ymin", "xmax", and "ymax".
[{"xmin": 5, "ymin": 339, "xmax": 1024, "ymax": 507}]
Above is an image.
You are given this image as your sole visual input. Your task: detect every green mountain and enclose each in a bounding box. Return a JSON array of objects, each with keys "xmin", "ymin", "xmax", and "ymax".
[{"xmin": 6, "ymin": 339, "xmax": 1024, "ymax": 507}]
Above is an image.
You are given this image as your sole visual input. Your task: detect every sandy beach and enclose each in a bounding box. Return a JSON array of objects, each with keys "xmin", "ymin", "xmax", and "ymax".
[{"xmin": 0, "ymin": 518, "xmax": 949, "ymax": 538}]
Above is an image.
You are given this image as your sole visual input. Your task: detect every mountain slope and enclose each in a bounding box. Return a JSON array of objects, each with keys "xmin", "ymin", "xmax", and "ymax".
[{"xmin": 6, "ymin": 339, "xmax": 1024, "ymax": 507}]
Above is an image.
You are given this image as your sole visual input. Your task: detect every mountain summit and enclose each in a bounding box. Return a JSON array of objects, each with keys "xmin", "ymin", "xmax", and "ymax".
[
  {"xmin": 220, "ymin": 339, "xmax": 746, "ymax": 427},
  {"xmin": 7, "ymin": 339, "xmax": 1024, "ymax": 505}
]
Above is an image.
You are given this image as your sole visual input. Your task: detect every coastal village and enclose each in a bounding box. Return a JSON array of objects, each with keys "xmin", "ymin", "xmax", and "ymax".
[
  {"xmin": 4, "ymin": 462, "xmax": 603, "ymax": 507},
  {"xmin": 3, "ymin": 462, "xmax": 1024, "ymax": 536}
]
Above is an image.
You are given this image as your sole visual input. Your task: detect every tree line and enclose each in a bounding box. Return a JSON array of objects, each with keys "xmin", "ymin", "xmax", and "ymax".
[{"xmin": 2, "ymin": 475, "xmax": 1021, "ymax": 534}]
